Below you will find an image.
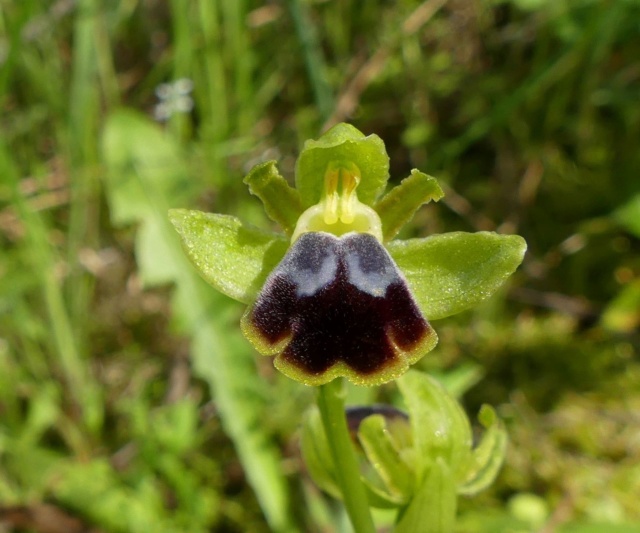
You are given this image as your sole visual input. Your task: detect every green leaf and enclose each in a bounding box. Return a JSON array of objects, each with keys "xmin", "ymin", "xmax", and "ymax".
[
  {"xmin": 397, "ymin": 371, "xmax": 472, "ymax": 484},
  {"xmin": 358, "ymin": 414, "xmax": 413, "ymax": 503},
  {"xmin": 101, "ymin": 108, "xmax": 193, "ymax": 287},
  {"xmin": 558, "ymin": 523, "xmax": 640, "ymax": 533},
  {"xmin": 102, "ymin": 110, "xmax": 295, "ymax": 533},
  {"xmin": 101, "ymin": 108, "xmax": 192, "ymax": 227},
  {"xmin": 52, "ymin": 458, "xmax": 190, "ymax": 533},
  {"xmin": 148, "ymin": 400, "xmax": 199, "ymax": 456},
  {"xmin": 508, "ymin": 493, "xmax": 549, "ymax": 529},
  {"xmin": 2, "ymin": 146, "xmax": 103, "ymax": 433},
  {"xmin": 168, "ymin": 209, "xmax": 289, "ymax": 304},
  {"xmin": 20, "ymin": 383, "xmax": 60, "ymax": 445},
  {"xmin": 300, "ymin": 407, "xmax": 341, "ymax": 500},
  {"xmin": 601, "ymin": 279, "xmax": 640, "ymax": 333},
  {"xmin": 244, "ymin": 160, "xmax": 303, "ymax": 236},
  {"xmin": 374, "ymin": 170, "xmax": 444, "ymax": 241},
  {"xmin": 458, "ymin": 405, "xmax": 508, "ymax": 496},
  {"xmin": 394, "ymin": 457, "xmax": 457, "ymax": 533},
  {"xmin": 614, "ymin": 193, "xmax": 640, "ymax": 237},
  {"xmin": 296, "ymin": 123, "xmax": 390, "ymax": 208},
  {"xmin": 387, "ymin": 232, "xmax": 527, "ymax": 320},
  {"xmin": 6, "ymin": 441, "xmax": 64, "ymax": 498}
]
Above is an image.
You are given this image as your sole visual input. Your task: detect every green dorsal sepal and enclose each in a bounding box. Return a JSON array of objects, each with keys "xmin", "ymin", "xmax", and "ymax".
[{"xmin": 296, "ymin": 123, "xmax": 390, "ymax": 208}]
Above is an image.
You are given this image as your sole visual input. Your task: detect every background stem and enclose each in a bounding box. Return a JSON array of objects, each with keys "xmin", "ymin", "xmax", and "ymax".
[{"xmin": 318, "ymin": 379, "xmax": 376, "ymax": 533}]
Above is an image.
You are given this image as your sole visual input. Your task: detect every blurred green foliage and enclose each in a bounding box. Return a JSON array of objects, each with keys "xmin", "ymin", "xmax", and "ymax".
[{"xmin": 0, "ymin": 0, "xmax": 638, "ymax": 532}]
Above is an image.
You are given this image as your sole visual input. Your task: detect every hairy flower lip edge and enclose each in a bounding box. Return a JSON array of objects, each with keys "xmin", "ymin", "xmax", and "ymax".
[{"xmin": 240, "ymin": 230, "xmax": 439, "ymax": 387}]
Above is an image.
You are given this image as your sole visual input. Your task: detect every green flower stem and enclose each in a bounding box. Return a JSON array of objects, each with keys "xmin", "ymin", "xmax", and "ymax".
[{"xmin": 318, "ymin": 379, "xmax": 376, "ymax": 533}]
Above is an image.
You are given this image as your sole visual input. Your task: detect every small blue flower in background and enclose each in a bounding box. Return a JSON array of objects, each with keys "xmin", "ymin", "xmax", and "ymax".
[{"xmin": 154, "ymin": 78, "xmax": 194, "ymax": 122}]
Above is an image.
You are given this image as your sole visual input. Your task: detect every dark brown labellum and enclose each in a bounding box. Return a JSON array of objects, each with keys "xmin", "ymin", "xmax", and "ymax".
[{"xmin": 243, "ymin": 232, "xmax": 436, "ymax": 384}]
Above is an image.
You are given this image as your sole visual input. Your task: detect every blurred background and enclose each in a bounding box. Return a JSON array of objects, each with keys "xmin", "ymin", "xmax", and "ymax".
[{"xmin": 1, "ymin": 0, "xmax": 639, "ymax": 532}]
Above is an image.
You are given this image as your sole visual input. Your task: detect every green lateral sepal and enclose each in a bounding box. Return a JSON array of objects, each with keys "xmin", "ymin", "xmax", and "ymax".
[
  {"xmin": 387, "ymin": 232, "xmax": 527, "ymax": 320},
  {"xmin": 168, "ymin": 209, "xmax": 288, "ymax": 304}
]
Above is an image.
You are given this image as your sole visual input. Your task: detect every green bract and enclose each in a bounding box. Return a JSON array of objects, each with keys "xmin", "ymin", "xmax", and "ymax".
[
  {"xmin": 300, "ymin": 370, "xmax": 508, "ymax": 527},
  {"xmin": 169, "ymin": 123, "xmax": 526, "ymax": 386}
]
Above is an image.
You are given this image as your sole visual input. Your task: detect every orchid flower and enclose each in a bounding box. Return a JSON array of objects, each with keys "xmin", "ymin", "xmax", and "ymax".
[{"xmin": 169, "ymin": 124, "xmax": 526, "ymax": 386}]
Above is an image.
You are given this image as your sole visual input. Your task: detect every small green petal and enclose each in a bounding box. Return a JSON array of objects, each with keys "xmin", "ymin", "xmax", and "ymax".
[
  {"xmin": 296, "ymin": 123, "xmax": 390, "ymax": 208},
  {"xmin": 374, "ymin": 169, "xmax": 444, "ymax": 241},
  {"xmin": 168, "ymin": 209, "xmax": 288, "ymax": 304},
  {"xmin": 243, "ymin": 160, "xmax": 303, "ymax": 236},
  {"xmin": 387, "ymin": 232, "xmax": 527, "ymax": 321},
  {"xmin": 458, "ymin": 405, "xmax": 508, "ymax": 496}
]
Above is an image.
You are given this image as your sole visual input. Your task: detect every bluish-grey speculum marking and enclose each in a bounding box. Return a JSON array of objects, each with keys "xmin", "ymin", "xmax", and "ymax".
[{"xmin": 247, "ymin": 232, "xmax": 433, "ymax": 377}]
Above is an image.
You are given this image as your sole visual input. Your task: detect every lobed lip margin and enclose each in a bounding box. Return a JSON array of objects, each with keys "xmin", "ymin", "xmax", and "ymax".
[{"xmin": 241, "ymin": 232, "xmax": 438, "ymax": 386}]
